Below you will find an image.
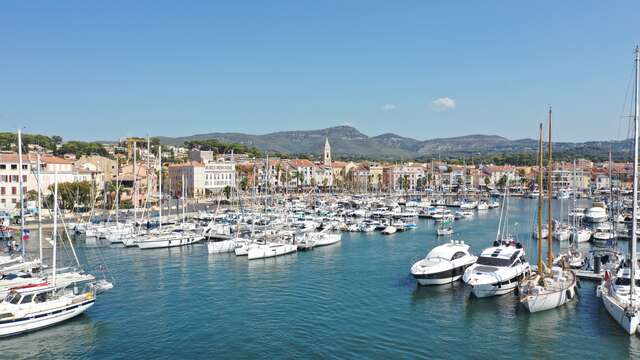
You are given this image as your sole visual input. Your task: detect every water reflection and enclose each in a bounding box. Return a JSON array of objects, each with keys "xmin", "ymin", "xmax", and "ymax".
[{"xmin": 2, "ymin": 314, "xmax": 100, "ymax": 358}]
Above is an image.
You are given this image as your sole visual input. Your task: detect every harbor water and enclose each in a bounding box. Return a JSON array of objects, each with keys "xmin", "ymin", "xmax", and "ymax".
[{"xmin": 3, "ymin": 198, "xmax": 639, "ymax": 359}]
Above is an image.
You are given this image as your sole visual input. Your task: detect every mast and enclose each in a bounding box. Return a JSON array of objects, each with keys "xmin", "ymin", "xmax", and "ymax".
[
  {"xmin": 115, "ymin": 157, "xmax": 119, "ymax": 224},
  {"xmin": 630, "ymin": 46, "xmax": 639, "ymax": 304},
  {"xmin": 547, "ymin": 106, "xmax": 554, "ymax": 268},
  {"xmin": 17, "ymin": 129, "xmax": 25, "ymax": 258},
  {"xmin": 36, "ymin": 153, "xmax": 43, "ymax": 263},
  {"xmin": 133, "ymin": 141, "xmax": 137, "ymax": 224},
  {"xmin": 182, "ymin": 173, "xmax": 186, "ymax": 225},
  {"xmin": 52, "ymin": 168, "xmax": 58, "ymax": 287},
  {"xmin": 537, "ymin": 123, "xmax": 544, "ymax": 272},
  {"xmin": 609, "ymin": 149, "xmax": 613, "ymax": 221},
  {"xmin": 158, "ymin": 146, "xmax": 162, "ymax": 231},
  {"xmin": 146, "ymin": 136, "xmax": 151, "ymax": 214}
]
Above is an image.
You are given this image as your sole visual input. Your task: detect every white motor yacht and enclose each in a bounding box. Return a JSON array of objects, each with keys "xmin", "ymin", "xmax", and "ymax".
[
  {"xmin": 0, "ymin": 282, "xmax": 95, "ymax": 337},
  {"xmin": 463, "ymin": 241, "xmax": 530, "ymax": 298},
  {"xmin": 410, "ymin": 240, "xmax": 477, "ymax": 285},
  {"xmin": 585, "ymin": 205, "xmax": 608, "ymax": 223}
]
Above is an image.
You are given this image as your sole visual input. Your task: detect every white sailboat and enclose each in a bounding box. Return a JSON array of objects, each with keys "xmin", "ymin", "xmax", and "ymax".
[
  {"xmin": 599, "ymin": 47, "xmax": 640, "ymax": 334},
  {"xmin": 519, "ymin": 111, "xmax": 577, "ymax": 313}
]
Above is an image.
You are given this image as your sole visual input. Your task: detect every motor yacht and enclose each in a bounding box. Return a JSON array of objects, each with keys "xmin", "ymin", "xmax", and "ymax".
[
  {"xmin": 463, "ymin": 240, "xmax": 530, "ymax": 298},
  {"xmin": 410, "ymin": 240, "xmax": 477, "ymax": 285}
]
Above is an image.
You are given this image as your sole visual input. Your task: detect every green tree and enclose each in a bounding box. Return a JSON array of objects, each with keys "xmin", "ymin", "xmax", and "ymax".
[
  {"xmin": 223, "ymin": 185, "xmax": 232, "ymax": 199},
  {"xmin": 47, "ymin": 181, "xmax": 92, "ymax": 211},
  {"xmin": 497, "ymin": 175, "xmax": 508, "ymax": 189}
]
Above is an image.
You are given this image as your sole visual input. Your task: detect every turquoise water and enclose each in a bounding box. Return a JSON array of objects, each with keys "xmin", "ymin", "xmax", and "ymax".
[{"xmin": 3, "ymin": 198, "xmax": 640, "ymax": 359}]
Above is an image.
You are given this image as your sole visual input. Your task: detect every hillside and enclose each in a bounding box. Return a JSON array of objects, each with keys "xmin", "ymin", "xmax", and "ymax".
[{"xmin": 157, "ymin": 126, "xmax": 632, "ymax": 161}]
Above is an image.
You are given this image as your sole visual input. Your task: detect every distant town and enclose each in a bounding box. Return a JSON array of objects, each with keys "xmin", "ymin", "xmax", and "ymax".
[{"xmin": 0, "ymin": 131, "xmax": 630, "ymax": 213}]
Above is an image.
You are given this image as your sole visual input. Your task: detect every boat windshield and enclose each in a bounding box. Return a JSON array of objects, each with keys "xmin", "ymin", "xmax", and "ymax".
[
  {"xmin": 476, "ymin": 256, "xmax": 511, "ymax": 267},
  {"xmin": 3, "ymin": 292, "xmax": 21, "ymax": 305},
  {"xmin": 614, "ymin": 277, "xmax": 640, "ymax": 287}
]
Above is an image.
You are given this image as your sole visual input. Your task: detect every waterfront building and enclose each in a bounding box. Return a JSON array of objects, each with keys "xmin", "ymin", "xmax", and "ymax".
[
  {"xmin": 383, "ymin": 164, "xmax": 425, "ymax": 192},
  {"xmin": 482, "ymin": 165, "xmax": 518, "ymax": 186},
  {"xmin": 168, "ymin": 159, "xmax": 236, "ymax": 198},
  {"xmin": 0, "ymin": 153, "xmax": 33, "ymax": 210},
  {"xmin": 290, "ymin": 159, "xmax": 316, "ymax": 187}
]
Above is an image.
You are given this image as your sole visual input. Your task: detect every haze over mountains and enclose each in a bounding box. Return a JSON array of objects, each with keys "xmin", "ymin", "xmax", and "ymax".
[{"xmin": 157, "ymin": 126, "xmax": 631, "ymax": 160}]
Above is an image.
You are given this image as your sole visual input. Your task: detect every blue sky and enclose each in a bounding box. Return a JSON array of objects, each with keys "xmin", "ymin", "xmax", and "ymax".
[{"xmin": 1, "ymin": 1, "xmax": 638, "ymax": 142}]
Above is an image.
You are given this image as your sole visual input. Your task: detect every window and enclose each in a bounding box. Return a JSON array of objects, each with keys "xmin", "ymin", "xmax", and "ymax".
[
  {"xmin": 4, "ymin": 293, "xmax": 21, "ymax": 304},
  {"xmin": 20, "ymin": 294, "xmax": 33, "ymax": 304},
  {"xmin": 10, "ymin": 165, "xmax": 17, "ymax": 170},
  {"xmin": 11, "ymin": 187, "xmax": 16, "ymax": 195},
  {"xmin": 615, "ymin": 278, "xmax": 640, "ymax": 287},
  {"xmin": 22, "ymin": 175, "xmax": 26, "ymax": 182},
  {"xmin": 476, "ymin": 256, "xmax": 511, "ymax": 267},
  {"xmin": 451, "ymin": 252, "xmax": 466, "ymax": 260},
  {"xmin": 0, "ymin": 188, "xmax": 4, "ymax": 195},
  {"xmin": 0, "ymin": 165, "xmax": 5, "ymax": 170}
]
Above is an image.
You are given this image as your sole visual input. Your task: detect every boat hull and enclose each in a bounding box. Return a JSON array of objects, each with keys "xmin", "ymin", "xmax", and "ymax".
[
  {"xmin": 0, "ymin": 300, "xmax": 94, "ymax": 338},
  {"xmin": 601, "ymin": 283, "xmax": 640, "ymax": 335}
]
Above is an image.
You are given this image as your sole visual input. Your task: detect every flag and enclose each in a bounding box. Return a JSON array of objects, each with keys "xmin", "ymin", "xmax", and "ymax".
[{"xmin": 22, "ymin": 229, "xmax": 29, "ymax": 241}]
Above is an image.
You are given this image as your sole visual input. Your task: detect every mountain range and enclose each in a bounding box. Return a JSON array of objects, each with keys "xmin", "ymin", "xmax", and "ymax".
[{"xmin": 157, "ymin": 126, "xmax": 631, "ymax": 161}]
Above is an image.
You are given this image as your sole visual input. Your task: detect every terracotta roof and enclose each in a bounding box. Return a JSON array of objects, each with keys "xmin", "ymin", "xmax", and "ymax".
[
  {"xmin": 331, "ymin": 161, "xmax": 347, "ymax": 168},
  {"xmin": 42, "ymin": 156, "xmax": 75, "ymax": 165},
  {"xmin": 291, "ymin": 159, "xmax": 315, "ymax": 167},
  {"xmin": 0, "ymin": 153, "xmax": 33, "ymax": 163}
]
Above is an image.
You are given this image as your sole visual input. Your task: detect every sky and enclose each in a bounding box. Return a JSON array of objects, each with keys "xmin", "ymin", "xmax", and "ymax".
[{"xmin": 1, "ymin": 1, "xmax": 639, "ymax": 142}]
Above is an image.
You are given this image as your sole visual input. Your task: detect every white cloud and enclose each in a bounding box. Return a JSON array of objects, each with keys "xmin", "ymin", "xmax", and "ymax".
[
  {"xmin": 431, "ymin": 97, "xmax": 456, "ymax": 111},
  {"xmin": 382, "ymin": 104, "xmax": 397, "ymax": 111}
]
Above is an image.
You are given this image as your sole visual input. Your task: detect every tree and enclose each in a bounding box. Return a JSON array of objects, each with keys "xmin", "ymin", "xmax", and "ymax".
[
  {"xmin": 47, "ymin": 181, "xmax": 92, "ymax": 211},
  {"xmin": 223, "ymin": 185, "xmax": 232, "ymax": 200},
  {"xmin": 240, "ymin": 176, "xmax": 249, "ymax": 191},
  {"xmin": 322, "ymin": 178, "xmax": 329, "ymax": 189},
  {"xmin": 497, "ymin": 175, "xmax": 508, "ymax": 189},
  {"xmin": 484, "ymin": 177, "xmax": 491, "ymax": 188},
  {"xmin": 26, "ymin": 190, "xmax": 38, "ymax": 202}
]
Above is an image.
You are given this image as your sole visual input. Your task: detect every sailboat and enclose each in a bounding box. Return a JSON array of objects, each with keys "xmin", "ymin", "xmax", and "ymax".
[
  {"xmin": 136, "ymin": 147, "xmax": 204, "ymax": 249},
  {"xmin": 518, "ymin": 113, "xmax": 577, "ymax": 313},
  {"xmin": 599, "ymin": 47, "xmax": 640, "ymax": 334},
  {"xmin": 0, "ymin": 169, "xmax": 97, "ymax": 337}
]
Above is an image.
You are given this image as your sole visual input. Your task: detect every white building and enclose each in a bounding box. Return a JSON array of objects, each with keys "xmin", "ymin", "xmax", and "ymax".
[
  {"xmin": 204, "ymin": 161, "xmax": 236, "ymax": 193},
  {"xmin": 168, "ymin": 160, "xmax": 236, "ymax": 198}
]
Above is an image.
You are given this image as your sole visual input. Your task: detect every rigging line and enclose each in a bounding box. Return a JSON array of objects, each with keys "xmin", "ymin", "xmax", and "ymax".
[{"xmin": 617, "ymin": 64, "xmax": 635, "ymax": 142}]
